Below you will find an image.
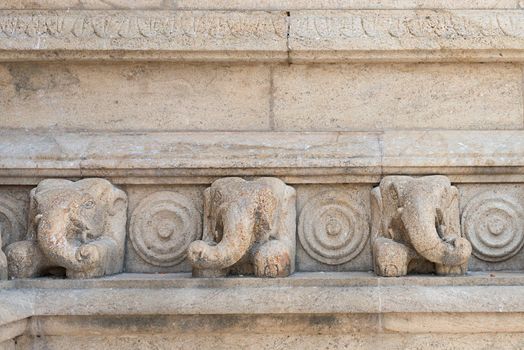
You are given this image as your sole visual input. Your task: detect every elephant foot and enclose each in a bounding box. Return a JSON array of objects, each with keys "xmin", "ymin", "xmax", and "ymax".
[
  {"xmin": 373, "ymin": 238, "xmax": 412, "ymax": 277},
  {"xmin": 0, "ymin": 251, "xmax": 7, "ymax": 280},
  {"xmin": 5, "ymin": 241, "xmax": 50, "ymax": 279},
  {"xmin": 253, "ymin": 240, "xmax": 292, "ymax": 278},
  {"xmin": 435, "ymin": 262, "xmax": 468, "ymax": 276}
]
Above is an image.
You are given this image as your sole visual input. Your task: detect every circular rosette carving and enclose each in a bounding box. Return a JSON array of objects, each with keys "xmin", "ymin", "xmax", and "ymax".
[
  {"xmin": 130, "ymin": 192, "xmax": 201, "ymax": 267},
  {"xmin": 298, "ymin": 191, "xmax": 369, "ymax": 265},
  {"xmin": 0, "ymin": 197, "xmax": 25, "ymax": 249},
  {"xmin": 462, "ymin": 192, "xmax": 524, "ymax": 262}
]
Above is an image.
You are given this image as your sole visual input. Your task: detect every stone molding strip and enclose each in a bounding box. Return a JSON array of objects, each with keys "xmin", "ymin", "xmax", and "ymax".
[
  {"xmin": 2, "ymin": 1, "xmax": 523, "ymax": 10},
  {"xmin": 0, "ymin": 273, "xmax": 524, "ymax": 331},
  {"xmin": 1, "ymin": 9, "xmax": 524, "ymax": 62},
  {"xmin": 0, "ymin": 130, "xmax": 523, "ymax": 184}
]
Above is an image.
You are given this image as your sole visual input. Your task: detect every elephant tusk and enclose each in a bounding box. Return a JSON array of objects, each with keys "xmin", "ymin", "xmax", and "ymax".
[{"xmin": 35, "ymin": 214, "xmax": 43, "ymax": 224}]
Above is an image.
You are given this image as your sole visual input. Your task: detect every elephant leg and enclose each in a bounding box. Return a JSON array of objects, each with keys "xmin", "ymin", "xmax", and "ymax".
[
  {"xmin": 66, "ymin": 239, "xmax": 118, "ymax": 279},
  {"xmin": 373, "ymin": 237, "xmax": 413, "ymax": 277},
  {"xmin": 253, "ymin": 240, "xmax": 292, "ymax": 278},
  {"xmin": 5, "ymin": 241, "xmax": 51, "ymax": 278}
]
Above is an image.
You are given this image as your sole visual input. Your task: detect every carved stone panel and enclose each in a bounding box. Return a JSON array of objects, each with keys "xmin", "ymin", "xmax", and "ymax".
[
  {"xmin": 296, "ymin": 185, "xmax": 372, "ymax": 272},
  {"xmin": 187, "ymin": 177, "xmax": 296, "ymax": 278},
  {"xmin": 459, "ymin": 184, "xmax": 524, "ymax": 271},
  {"xmin": 125, "ymin": 185, "xmax": 204, "ymax": 273},
  {"xmin": 5, "ymin": 179, "xmax": 128, "ymax": 279},
  {"xmin": 130, "ymin": 191, "xmax": 202, "ymax": 267},
  {"xmin": 0, "ymin": 187, "xmax": 30, "ymax": 280},
  {"xmin": 0, "ymin": 187, "xmax": 29, "ymax": 248}
]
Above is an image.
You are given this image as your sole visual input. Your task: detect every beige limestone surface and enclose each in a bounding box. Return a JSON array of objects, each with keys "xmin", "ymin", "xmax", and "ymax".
[
  {"xmin": 0, "ymin": 63, "xmax": 271, "ymax": 131},
  {"xmin": 273, "ymin": 63, "xmax": 523, "ymax": 131},
  {"xmin": 1, "ymin": 9, "xmax": 524, "ymax": 61},
  {"xmin": 1, "ymin": 63, "xmax": 521, "ymax": 132}
]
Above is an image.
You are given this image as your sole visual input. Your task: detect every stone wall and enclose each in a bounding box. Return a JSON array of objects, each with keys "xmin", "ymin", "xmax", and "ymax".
[{"xmin": 0, "ymin": 1, "xmax": 524, "ymax": 349}]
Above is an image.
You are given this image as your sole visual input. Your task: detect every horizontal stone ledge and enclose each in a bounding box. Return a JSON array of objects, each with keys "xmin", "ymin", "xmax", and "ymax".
[
  {"xmin": 1, "ymin": 10, "xmax": 524, "ymax": 62},
  {"xmin": 0, "ymin": 273, "xmax": 523, "ymax": 322},
  {"xmin": 18, "ymin": 313, "xmax": 524, "ymax": 336},
  {"xmin": 0, "ymin": 130, "xmax": 523, "ymax": 184},
  {"xmin": 1, "ymin": 1, "xmax": 522, "ymax": 10}
]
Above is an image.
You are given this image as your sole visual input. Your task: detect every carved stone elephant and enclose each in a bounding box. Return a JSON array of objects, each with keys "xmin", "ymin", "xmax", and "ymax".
[
  {"xmin": 371, "ymin": 175, "xmax": 471, "ymax": 277},
  {"xmin": 6, "ymin": 178, "xmax": 127, "ymax": 279},
  {"xmin": 187, "ymin": 177, "xmax": 296, "ymax": 278}
]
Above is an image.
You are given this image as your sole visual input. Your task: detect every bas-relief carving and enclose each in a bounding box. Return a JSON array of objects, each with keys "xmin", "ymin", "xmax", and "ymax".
[
  {"xmin": 371, "ymin": 176, "xmax": 472, "ymax": 277},
  {"xmin": 187, "ymin": 177, "xmax": 296, "ymax": 278},
  {"xmin": 0, "ymin": 11, "xmax": 286, "ymax": 40},
  {"xmin": 0, "ymin": 229, "xmax": 6, "ymax": 279},
  {"xmin": 459, "ymin": 185, "xmax": 524, "ymax": 271},
  {"xmin": 463, "ymin": 192, "xmax": 524, "ymax": 262},
  {"xmin": 298, "ymin": 188, "xmax": 370, "ymax": 267},
  {"xmin": 129, "ymin": 191, "xmax": 201, "ymax": 267},
  {"xmin": 0, "ymin": 191, "xmax": 28, "ymax": 279},
  {"xmin": 292, "ymin": 11, "xmax": 524, "ymax": 40},
  {"xmin": 6, "ymin": 179, "xmax": 127, "ymax": 279}
]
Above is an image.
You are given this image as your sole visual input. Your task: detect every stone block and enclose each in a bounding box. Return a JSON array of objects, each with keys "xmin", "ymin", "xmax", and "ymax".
[
  {"xmin": 124, "ymin": 185, "xmax": 204, "ymax": 273},
  {"xmin": 0, "ymin": 63, "xmax": 271, "ymax": 131},
  {"xmin": 458, "ymin": 184, "xmax": 524, "ymax": 271},
  {"xmin": 0, "ymin": 10, "xmax": 288, "ymax": 54},
  {"xmin": 289, "ymin": 10, "xmax": 524, "ymax": 61},
  {"xmin": 273, "ymin": 63, "xmax": 523, "ymax": 131},
  {"xmin": 296, "ymin": 185, "xmax": 372, "ymax": 272}
]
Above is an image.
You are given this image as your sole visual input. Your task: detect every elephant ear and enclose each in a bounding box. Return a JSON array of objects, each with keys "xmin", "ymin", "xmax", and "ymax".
[
  {"xmin": 80, "ymin": 179, "xmax": 127, "ymax": 217},
  {"xmin": 26, "ymin": 187, "xmax": 39, "ymax": 241},
  {"xmin": 255, "ymin": 187, "xmax": 279, "ymax": 237}
]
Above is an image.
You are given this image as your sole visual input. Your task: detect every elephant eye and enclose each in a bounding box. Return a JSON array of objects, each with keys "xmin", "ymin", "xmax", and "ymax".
[{"xmin": 83, "ymin": 200, "xmax": 95, "ymax": 209}]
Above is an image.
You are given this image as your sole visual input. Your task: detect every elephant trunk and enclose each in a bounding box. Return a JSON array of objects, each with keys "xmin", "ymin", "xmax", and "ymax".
[
  {"xmin": 189, "ymin": 204, "xmax": 255, "ymax": 270},
  {"xmin": 37, "ymin": 208, "xmax": 92, "ymax": 271},
  {"xmin": 401, "ymin": 198, "xmax": 471, "ymax": 267}
]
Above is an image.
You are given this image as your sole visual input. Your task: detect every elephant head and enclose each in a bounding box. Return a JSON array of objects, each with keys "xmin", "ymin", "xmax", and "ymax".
[
  {"xmin": 6, "ymin": 178, "xmax": 127, "ymax": 279},
  {"xmin": 372, "ymin": 176, "xmax": 471, "ymax": 276},
  {"xmin": 187, "ymin": 177, "xmax": 295, "ymax": 277}
]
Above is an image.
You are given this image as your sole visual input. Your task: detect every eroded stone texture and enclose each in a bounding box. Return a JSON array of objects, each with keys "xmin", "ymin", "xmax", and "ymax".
[
  {"xmin": 459, "ymin": 184, "xmax": 524, "ymax": 271},
  {"xmin": 0, "ymin": 234, "xmax": 6, "ymax": 280},
  {"xmin": 371, "ymin": 175, "xmax": 472, "ymax": 277},
  {"xmin": 187, "ymin": 177, "xmax": 296, "ymax": 277},
  {"xmin": 297, "ymin": 185, "xmax": 372, "ymax": 271},
  {"xmin": 5, "ymin": 178, "xmax": 127, "ymax": 279},
  {"xmin": 127, "ymin": 187, "xmax": 203, "ymax": 272}
]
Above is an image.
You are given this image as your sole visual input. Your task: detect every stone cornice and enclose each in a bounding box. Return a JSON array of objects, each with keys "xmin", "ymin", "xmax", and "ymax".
[
  {"xmin": 1, "ymin": 9, "xmax": 524, "ymax": 62},
  {"xmin": 0, "ymin": 131, "xmax": 523, "ymax": 184}
]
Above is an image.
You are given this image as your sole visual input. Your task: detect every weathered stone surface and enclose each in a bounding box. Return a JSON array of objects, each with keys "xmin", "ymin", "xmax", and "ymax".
[
  {"xmin": 459, "ymin": 184, "xmax": 524, "ymax": 271},
  {"xmin": 273, "ymin": 64, "xmax": 523, "ymax": 131},
  {"xmin": 289, "ymin": 10, "xmax": 524, "ymax": 62},
  {"xmin": 1, "ymin": 130, "xmax": 524, "ymax": 185},
  {"xmin": 0, "ymin": 9, "xmax": 524, "ymax": 62},
  {"xmin": 125, "ymin": 185, "xmax": 204, "ymax": 273},
  {"xmin": 0, "ymin": 10, "xmax": 288, "ymax": 61},
  {"xmin": 175, "ymin": 1, "xmax": 523, "ymax": 10},
  {"xmin": 1, "ymin": 0, "xmax": 522, "ymax": 10},
  {"xmin": 296, "ymin": 185, "xmax": 372, "ymax": 271},
  {"xmin": 0, "ymin": 63, "xmax": 271, "ymax": 131},
  {"xmin": 372, "ymin": 176, "xmax": 471, "ymax": 276},
  {"xmin": 188, "ymin": 177, "xmax": 296, "ymax": 277},
  {"xmin": 6, "ymin": 178, "xmax": 127, "ymax": 279},
  {"xmin": 16, "ymin": 333, "xmax": 524, "ymax": 350}
]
